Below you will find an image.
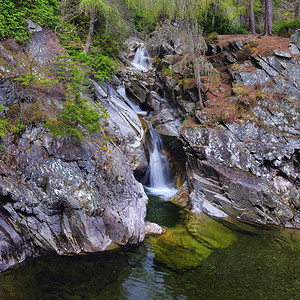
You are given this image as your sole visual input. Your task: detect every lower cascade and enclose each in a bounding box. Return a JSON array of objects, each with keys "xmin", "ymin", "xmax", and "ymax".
[{"xmin": 144, "ymin": 122, "xmax": 177, "ymax": 198}]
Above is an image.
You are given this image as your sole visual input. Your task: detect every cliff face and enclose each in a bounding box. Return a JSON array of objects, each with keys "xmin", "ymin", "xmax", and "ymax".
[{"xmin": 0, "ymin": 28, "xmax": 148, "ymax": 272}]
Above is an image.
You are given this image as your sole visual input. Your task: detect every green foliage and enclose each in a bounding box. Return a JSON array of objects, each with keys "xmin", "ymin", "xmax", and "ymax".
[
  {"xmin": 10, "ymin": 123, "xmax": 25, "ymax": 135},
  {"xmin": 205, "ymin": 32, "xmax": 218, "ymax": 44},
  {"xmin": 47, "ymin": 59, "xmax": 109, "ymax": 141},
  {"xmin": 0, "ymin": 0, "xmax": 60, "ymax": 43},
  {"xmin": 199, "ymin": 4, "xmax": 247, "ymax": 34},
  {"xmin": 14, "ymin": 73, "xmax": 59, "ymax": 88},
  {"xmin": 0, "ymin": 105, "xmax": 8, "ymax": 138},
  {"xmin": 273, "ymin": 19, "xmax": 300, "ymax": 37},
  {"xmin": 162, "ymin": 67, "xmax": 175, "ymax": 78},
  {"xmin": 46, "ymin": 96, "xmax": 108, "ymax": 141},
  {"xmin": 130, "ymin": 9, "xmax": 157, "ymax": 33}
]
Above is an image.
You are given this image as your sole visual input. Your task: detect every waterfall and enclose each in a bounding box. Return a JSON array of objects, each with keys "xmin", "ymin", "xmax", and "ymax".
[
  {"xmin": 117, "ymin": 86, "xmax": 147, "ymax": 116},
  {"xmin": 144, "ymin": 123, "xmax": 177, "ymax": 198},
  {"xmin": 132, "ymin": 46, "xmax": 152, "ymax": 72}
]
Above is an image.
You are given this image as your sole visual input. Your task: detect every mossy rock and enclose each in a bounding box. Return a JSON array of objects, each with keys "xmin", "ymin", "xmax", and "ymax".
[
  {"xmin": 151, "ymin": 215, "xmax": 236, "ymax": 270},
  {"xmin": 151, "ymin": 224, "xmax": 212, "ymax": 270},
  {"xmin": 186, "ymin": 214, "xmax": 237, "ymax": 250}
]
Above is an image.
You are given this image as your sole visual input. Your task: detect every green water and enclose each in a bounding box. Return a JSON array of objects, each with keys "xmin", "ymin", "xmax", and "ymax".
[{"xmin": 0, "ymin": 194, "xmax": 300, "ymax": 299}]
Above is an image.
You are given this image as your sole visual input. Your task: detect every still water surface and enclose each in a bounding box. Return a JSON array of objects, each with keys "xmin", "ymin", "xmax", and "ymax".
[{"xmin": 0, "ymin": 194, "xmax": 299, "ymax": 299}]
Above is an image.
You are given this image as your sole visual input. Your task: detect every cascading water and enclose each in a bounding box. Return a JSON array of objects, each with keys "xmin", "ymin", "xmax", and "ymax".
[
  {"xmin": 117, "ymin": 86, "xmax": 147, "ymax": 116},
  {"xmin": 144, "ymin": 123, "xmax": 177, "ymax": 198},
  {"xmin": 132, "ymin": 45, "xmax": 152, "ymax": 72}
]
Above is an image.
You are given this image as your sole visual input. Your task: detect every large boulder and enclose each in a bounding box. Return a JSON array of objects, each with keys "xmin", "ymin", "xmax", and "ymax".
[{"xmin": 0, "ymin": 126, "xmax": 148, "ymax": 272}]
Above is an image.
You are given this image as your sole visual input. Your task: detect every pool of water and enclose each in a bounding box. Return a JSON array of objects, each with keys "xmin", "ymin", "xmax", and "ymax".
[{"xmin": 0, "ymin": 194, "xmax": 300, "ymax": 299}]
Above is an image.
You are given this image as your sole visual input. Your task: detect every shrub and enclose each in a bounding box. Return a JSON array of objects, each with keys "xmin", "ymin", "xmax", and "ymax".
[
  {"xmin": 274, "ymin": 19, "xmax": 300, "ymax": 37},
  {"xmin": 236, "ymin": 46, "xmax": 252, "ymax": 61},
  {"xmin": 205, "ymin": 32, "xmax": 218, "ymax": 44},
  {"xmin": 0, "ymin": 0, "xmax": 59, "ymax": 43},
  {"xmin": 0, "ymin": 105, "xmax": 8, "ymax": 138}
]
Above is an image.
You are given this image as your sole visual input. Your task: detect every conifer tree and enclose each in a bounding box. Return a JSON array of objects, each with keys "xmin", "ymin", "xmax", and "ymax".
[{"xmin": 80, "ymin": 0, "xmax": 111, "ymax": 53}]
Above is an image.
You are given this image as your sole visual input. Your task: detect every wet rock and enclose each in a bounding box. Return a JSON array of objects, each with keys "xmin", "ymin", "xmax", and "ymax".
[
  {"xmin": 93, "ymin": 81, "xmax": 148, "ymax": 174},
  {"xmin": 150, "ymin": 214, "xmax": 236, "ymax": 270},
  {"xmin": 145, "ymin": 221, "xmax": 164, "ymax": 235}
]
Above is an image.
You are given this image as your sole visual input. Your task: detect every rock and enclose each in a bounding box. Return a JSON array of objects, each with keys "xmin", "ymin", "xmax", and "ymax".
[
  {"xmin": 0, "ymin": 124, "xmax": 148, "ymax": 272},
  {"xmin": 26, "ymin": 19, "xmax": 42, "ymax": 32},
  {"xmin": 181, "ymin": 94, "xmax": 300, "ymax": 226},
  {"xmin": 27, "ymin": 28, "xmax": 66, "ymax": 64},
  {"xmin": 289, "ymin": 44, "xmax": 300, "ymax": 55},
  {"xmin": 234, "ymin": 39, "xmax": 243, "ymax": 50},
  {"xmin": 127, "ymin": 79, "xmax": 149, "ymax": 104},
  {"xmin": 206, "ymin": 44, "xmax": 218, "ymax": 56},
  {"xmin": 273, "ymin": 49, "xmax": 292, "ymax": 59},
  {"xmin": 255, "ymin": 57, "xmax": 280, "ymax": 77},
  {"xmin": 93, "ymin": 81, "xmax": 148, "ymax": 174},
  {"xmin": 150, "ymin": 214, "xmax": 236, "ymax": 270},
  {"xmin": 224, "ymin": 52, "xmax": 236, "ymax": 64},
  {"xmin": 145, "ymin": 221, "xmax": 164, "ymax": 235},
  {"xmin": 147, "ymin": 91, "xmax": 162, "ymax": 111},
  {"xmin": 291, "ymin": 29, "xmax": 300, "ymax": 49}
]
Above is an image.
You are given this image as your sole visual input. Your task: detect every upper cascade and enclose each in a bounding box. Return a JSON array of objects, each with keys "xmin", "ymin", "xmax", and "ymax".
[{"xmin": 132, "ymin": 45, "xmax": 152, "ymax": 71}]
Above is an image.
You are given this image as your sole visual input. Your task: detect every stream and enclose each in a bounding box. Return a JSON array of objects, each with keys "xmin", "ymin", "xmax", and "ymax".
[{"xmin": 0, "ymin": 194, "xmax": 299, "ymax": 299}]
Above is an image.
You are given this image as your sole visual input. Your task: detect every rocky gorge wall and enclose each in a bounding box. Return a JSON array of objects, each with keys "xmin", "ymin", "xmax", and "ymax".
[
  {"xmin": 0, "ymin": 20, "xmax": 299, "ymax": 273},
  {"xmin": 0, "ymin": 27, "xmax": 149, "ymax": 272},
  {"xmin": 119, "ymin": 23, "xmax": 299, "ymax": 228},
  {"xmin": 138, "ymin": 24, "xmax": 300, "ymax": 228}
]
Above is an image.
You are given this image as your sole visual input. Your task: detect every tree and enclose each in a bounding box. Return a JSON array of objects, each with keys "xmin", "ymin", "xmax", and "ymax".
[
  {"xmin": 249, "ymin": 0, "xmax": 256, "ymax": 34},
  {"xmin": 264, "ymin": 0, "xmax": 273, "ymax": 35},
  {"xmin": 80, "ymin": 0, "xmax": 111, "ymax": 53}
]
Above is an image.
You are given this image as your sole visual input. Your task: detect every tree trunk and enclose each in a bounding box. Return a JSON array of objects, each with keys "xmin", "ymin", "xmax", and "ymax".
[
  {"xmin": 83, "ymin": 7, "xmax": 96, "ymax": 54},
  {"xmin": 259, "ymin": 0, "xmax": 265, "ymax": 32},
  {"xmin": 264, "ymin": 0, "xmax": 273, "ymax": 36},
  {"xmin": 249, "ymin": 0, "xmax": 256, "ymax": 34},
  {"xmin": 295, "ymin": 1, "xmax": 299, "ymax": 19},
  {"xmin": 191, "ymin": 23, "xmax": 204, "ymax": 110}
]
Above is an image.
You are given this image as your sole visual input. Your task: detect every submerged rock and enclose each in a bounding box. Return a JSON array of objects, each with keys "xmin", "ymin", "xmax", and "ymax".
[{"xmin": 151, "ymin": 214, "xmax": 236, "ymax": 270}]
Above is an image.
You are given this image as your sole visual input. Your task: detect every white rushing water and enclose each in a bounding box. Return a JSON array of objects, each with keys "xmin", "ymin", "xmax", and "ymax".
[
  {"xmin": 132, "ymin": 46, "xmax": 152, "ymax": 72},
  {"xmin": 117, "ymin": 86, "xmax": 147, "ymax": 116},
  {"xmin": 144, "ymin": 123, "xmax": 177, "ymax": 199}
]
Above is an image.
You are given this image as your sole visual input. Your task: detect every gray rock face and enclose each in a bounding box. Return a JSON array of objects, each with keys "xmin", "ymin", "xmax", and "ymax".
[
  {"xmin": 0, "ymin": 126, "xmax": 147, "ymax": 272},
  {"xmin": 181, "ymin": 95, "xmax": 300, "ymax": 227},
  {"xmin": 93, "ymin": 81, "xmax": 148, "ymax": 175},
  {"xmin": 291, "ymin": 30, "xmax": 300, "ymax": 49},
  {"xmin": 229, "ymin": 54, "xmax": 300, "ymax": 99}
]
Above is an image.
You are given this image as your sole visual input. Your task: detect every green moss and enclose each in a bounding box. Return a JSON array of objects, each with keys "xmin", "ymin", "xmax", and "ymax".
[
  {"xmin": 151, "ymin": 224, "xmax": 212, "ymax": 270},
  {"xmin": 186, "ymin": 214, "xmax": 237, "ymax": 249},
  {"xmin": 150, "ymin": 215, "xmax": 236, "ymax": 270}
]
